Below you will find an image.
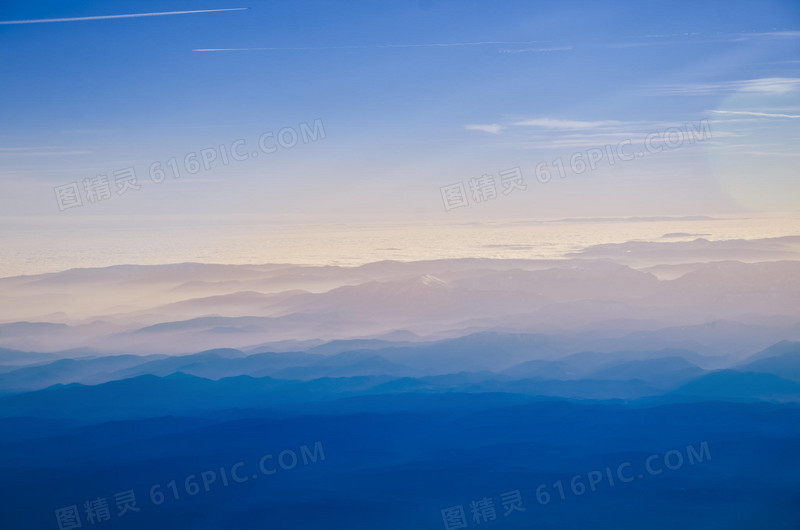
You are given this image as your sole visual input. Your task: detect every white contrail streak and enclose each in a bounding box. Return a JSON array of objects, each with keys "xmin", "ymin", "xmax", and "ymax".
[
  {"xmin": 0, "ymin": 8, "xmax": 247, "ymax": 25},
  {"xmin": 193, "ymin": 41, "xmax": 553, "ymax": 52}
]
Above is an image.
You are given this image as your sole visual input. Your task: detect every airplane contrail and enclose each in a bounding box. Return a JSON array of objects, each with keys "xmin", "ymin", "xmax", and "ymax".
[
  {"xmin": 0, "ymin": 8, "xmax": 247, "ymax": 25},
  {"xmin": 192, "ymin": 41, "xmax": 554, "ymax": 52}
]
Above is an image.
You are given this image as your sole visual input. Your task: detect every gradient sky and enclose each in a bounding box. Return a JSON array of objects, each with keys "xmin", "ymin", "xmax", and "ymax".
[{"xmin": 1, "ymin": 0, "xmax": 798, "ymax": 226}]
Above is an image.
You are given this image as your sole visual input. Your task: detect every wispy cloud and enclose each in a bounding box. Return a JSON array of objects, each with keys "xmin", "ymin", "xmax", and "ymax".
[
  {"xmin": 710, "ymin": 110, "xmax": 800, "ymax": 119},
  {"xmin": 738, "ymin": 78, "xmax": 800, "ymax": 94},
  {"xmin": 511, "ymin": 118, "xmax": 629, "ymax": 129},
  {"xmin": 464, "ymin": 124, "xmax": 505, "ymax": 134},
  {"xmin": 462, "ymin": 116, "xmax": 721, "ymax": 151},
  {"xmin": 650, "ymin": 77, "xmax": 800, "ymax": 96},
  {"xmin": 0, "ymin": 8, "xmax": 247, "ymax": 25}
]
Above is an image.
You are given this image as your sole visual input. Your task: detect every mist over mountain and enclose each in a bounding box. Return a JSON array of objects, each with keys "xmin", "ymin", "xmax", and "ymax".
[
  {"xmin": 2, "ymin": 245, "xmax": 799, "ymax": 358},
  {"xmin": 2, "ymin": 239, "xmax": 799, "ymax": 529}
]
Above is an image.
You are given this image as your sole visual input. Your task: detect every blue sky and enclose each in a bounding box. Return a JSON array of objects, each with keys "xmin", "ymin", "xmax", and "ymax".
[{"xmin": 1, "ymin": 0, "xmax": 798, "ymax": 223}]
